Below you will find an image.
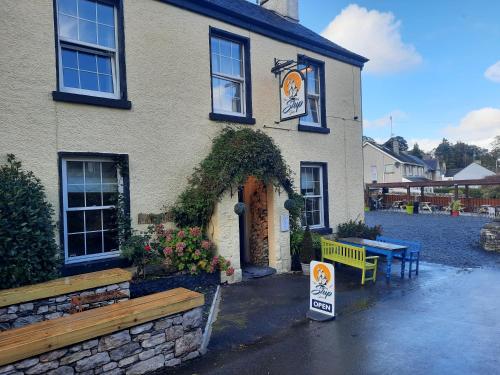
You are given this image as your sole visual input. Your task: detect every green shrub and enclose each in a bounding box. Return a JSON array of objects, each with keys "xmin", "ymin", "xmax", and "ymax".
[
  {"xmin": 120, "ymin": 233, "xmax": 155, "ymax": 279},
  {"xmin": 300, "ymin": 226, "xmax": 314, "ymax": 264},
  {"xmin": 291, "ymin": 228, "xmax": 322, "ymax": 260},
  {"xmin": 0, "ymin": 155, "xmax": 59, "ymax": 289},
  {"xmin": 336, "ymin": 220, "xmax": 382, "ymax": 240}
]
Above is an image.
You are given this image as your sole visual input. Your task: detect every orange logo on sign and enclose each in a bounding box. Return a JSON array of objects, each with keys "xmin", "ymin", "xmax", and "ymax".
[
  {"xmin": 313, "ymin": 263, "xmax": 331, "ymax": 287},
  {"xmin": 283, "ymin": 71, "xmax": 302, "ymax": 98}
]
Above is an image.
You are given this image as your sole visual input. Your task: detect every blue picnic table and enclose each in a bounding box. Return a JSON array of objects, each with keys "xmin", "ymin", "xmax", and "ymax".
[{"xmin": 339, "ymin": 237, "xmax": 408, "ymax": 282}]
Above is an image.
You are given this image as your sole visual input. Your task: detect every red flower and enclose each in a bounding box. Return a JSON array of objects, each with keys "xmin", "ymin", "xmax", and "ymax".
[
  {"xmin": 144, "ymin": 245, "xmax": 151, "ymax": 252},
  {"xmin": 163, "ymin": 247, "xmax": 173, "ymax": 256},
  {"xmin": 226, "ymin": 267, "xmax": 235, "ymax": 276},
  {"xmin": 189, "ymin": 227, "xmax": 202, "ymax": 237}
]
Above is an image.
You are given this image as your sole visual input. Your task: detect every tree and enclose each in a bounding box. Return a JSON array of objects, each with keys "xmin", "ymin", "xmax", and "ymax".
[
  {"xmin": 409, "ymin": 143, "xmax": 424, "ymax": 159},
  {"xmin": 383, "ymin": 136, "xmax": 408, "ymax": 152},
  {"xmin": 0, "ymin": 155, "xmax": 60, "ymax": 288}
]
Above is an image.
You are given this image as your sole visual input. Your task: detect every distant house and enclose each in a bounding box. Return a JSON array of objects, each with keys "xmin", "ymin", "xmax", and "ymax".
[
  {"xmin": 443, "ymin": 162, "xmax": 495, "ymax": 181},
  {"xmin": 363, "ymin": 140, "xmax": 428, "ymax": 184},
  {"xmin": 422, "ymin": 158, "xmax": 444, "ymax": 181}
]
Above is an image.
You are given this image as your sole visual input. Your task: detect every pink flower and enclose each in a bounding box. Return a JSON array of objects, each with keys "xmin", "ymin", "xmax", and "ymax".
[
  {"xmin": 144, "ymin": 245, "xmax": 151, "ymax": 252},
  {"xmin": 194, "ymin": 249, "xmax": 201, "ymax": 257},
  {"xmin": 163, "ymin": 247, "xmax": 173, "ymax": 256},
  {"xmin": 201, "ymin": 240, "xmax": 211, "ymax": 250},
  {"xmin": 165, "ymin": 234, "xmax": 173, "ymax": 242},
  {"xmin": 189, "ymin": 227, "xmax": 202, "ymax": 237},
  {"xmin": 209, "ymin": 266, "xmax": 215, "ymax": 273},
  {"xmin": 226, "ymin": 267, "xmax": 235, "ymax": 276},
  {"xmin": 177, "ymin": 230, "xmax": 186, "ymax": 239},
  {"xmin": 176, "ymin": 242, "xmax": 186, "ymax": 251}
]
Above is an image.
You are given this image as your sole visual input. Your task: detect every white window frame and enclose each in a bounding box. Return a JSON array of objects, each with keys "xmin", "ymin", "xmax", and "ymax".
[
  {"xmin": 210, "ymin": 36, "xmax": 246, "ymax": 117},
  {"xmin": 61, "ymin": 157, "xmax": 122, "ymax": 264},
  {"xmin": 301, "ymin": 165, "xmax": 325, "ymax": 229},
  {"xmin": 56, "ymin": 0, "xmax": 120, "ymax": 99},
  {"xmin": 300, "ymin": 63, "xmax": 322, "ymax": 127},
  {"xmin": 384, "ymin": 164, "xmax": 395, "ymax": 174}
]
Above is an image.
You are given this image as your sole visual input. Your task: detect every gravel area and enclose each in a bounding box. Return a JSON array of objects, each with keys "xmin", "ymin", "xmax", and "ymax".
[
  {"xmin": 365, "ymin": 211, "xmax": 500, "ymax": 268},
  {"xmin": 130, "ymin": 272, "xmax": 219, "ymax": 331}
]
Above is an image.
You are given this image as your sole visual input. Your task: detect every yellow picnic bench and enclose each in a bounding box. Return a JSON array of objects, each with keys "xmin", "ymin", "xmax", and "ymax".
[{"xmin": 321, "ymin": 238, "xmax": 379, "ymax": 285}]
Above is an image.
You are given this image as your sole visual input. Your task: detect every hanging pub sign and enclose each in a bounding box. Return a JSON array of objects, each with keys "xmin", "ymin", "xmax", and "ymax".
[
  {"xmin": 307, "ymin": 260, "xmax": 335, "ymax": 321},
  {"xmin": 280, "ymin": 69, "xmax": 307, "ymax": 121}
]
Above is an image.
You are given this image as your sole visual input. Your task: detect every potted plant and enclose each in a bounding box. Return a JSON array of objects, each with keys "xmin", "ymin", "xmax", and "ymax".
[
  {"xmin": 300, "ymin": 226, "xmax": 314, "ymax": 275},
  {"xmin": 406, "ymin": 202, "xmax": 414, "ymax": 215},
  {"xmin": 450, "ymin": 200, "xmax": 461, "ymax": 217}
]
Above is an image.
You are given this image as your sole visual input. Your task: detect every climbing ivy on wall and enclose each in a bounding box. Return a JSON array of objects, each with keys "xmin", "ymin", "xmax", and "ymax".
[{"xmin": 171, "ymin": 127, "xmax": 303, "ymax": 229}]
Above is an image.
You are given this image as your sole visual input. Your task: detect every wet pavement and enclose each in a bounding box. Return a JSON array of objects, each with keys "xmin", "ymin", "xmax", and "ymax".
[{"xmin": 163, "ymin": 263, "xmax": 500, "ymax": 375}]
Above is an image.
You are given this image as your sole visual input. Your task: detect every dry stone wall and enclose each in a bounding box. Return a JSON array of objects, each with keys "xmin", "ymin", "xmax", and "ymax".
[
  {"xmin": 0, "ymin": 282, "xmax": 130, "ymax": 331},
  {"xmin": 0, "ymin": 306, "xmax": 203, "ymax": 375}
]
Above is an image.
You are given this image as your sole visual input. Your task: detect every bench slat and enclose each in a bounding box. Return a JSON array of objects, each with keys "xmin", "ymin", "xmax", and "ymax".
[
  {"xmin": 0, "ymin": 268, "xmax": 132, "ymax": 308},
  {"xmin": 0, "ymin": 288, "xmax": 204, "ymax": 366}
]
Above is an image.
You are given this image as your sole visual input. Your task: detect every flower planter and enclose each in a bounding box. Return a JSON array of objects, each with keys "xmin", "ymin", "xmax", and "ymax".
[
  {"xmin": 301, "ymin": 262, "xmax": 310, "ymax": 275},
  {"xmin": 406, "ymin": 205, "xmax": 414, "ymax": 215},
  {"xmin": 451, "ymin": 210, "xmax": 460, "ymax": 217}
]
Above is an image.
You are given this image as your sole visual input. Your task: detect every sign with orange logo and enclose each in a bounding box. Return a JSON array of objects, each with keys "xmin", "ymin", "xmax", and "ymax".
[
  {"xmin": 280, "ymin": 69, "xmax": 307, "ymax": 121},
  {"xmin": 309, "ymin": 261, "xmax": 335, "ymax": 320}
]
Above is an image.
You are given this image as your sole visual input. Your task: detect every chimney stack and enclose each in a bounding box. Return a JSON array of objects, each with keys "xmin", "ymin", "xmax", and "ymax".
[
  {"xmin": 392, "ymin": 139, "xmax": 400, "ymax": 155},
  {"xmin": 260, "ymin": 0, "xmax": 299, "ymax": 23}
]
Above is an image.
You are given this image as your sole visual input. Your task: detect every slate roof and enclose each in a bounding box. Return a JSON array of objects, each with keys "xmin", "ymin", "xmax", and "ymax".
[
  {"xmin": 404, "ymin": 176, "xmax": 432, "ymax": 182},
  {"xmin": 159, "ymin": 0, "xmax": 368, "ymax": 67},
  {"xmin": 422, "ymin": 159, "xmax": 439, "ymax": 171},
  {"xmin": 365, "ymin": 142, "xmax": 425, "ymax": 166},
  {"xmin": 444, "ymin": 168, "xmax": 463, "ymax": 177}
]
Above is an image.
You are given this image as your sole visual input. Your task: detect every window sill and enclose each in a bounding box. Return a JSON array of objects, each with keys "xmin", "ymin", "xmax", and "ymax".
[
  {"xmin": 52, "ymin": 91, "xmax": 132, "ymax": 110},
  {"xmin": 209, "ymin": 112, "xmax": 256, "ymax": 125},
  {"xmin": 298, "ymin": 124, "xmax": 330, "ymax": 134},
  {"xmin": 310, "ymin": 227, "xmax": 333, "ymax": 235}
]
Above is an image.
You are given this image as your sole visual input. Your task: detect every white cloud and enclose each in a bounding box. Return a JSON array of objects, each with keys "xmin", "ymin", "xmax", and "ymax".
[
  {"xmin": 321, "ymin": 4, "xmax": 422, "ymax": 74},
  {"xmin": 364, "ymin": 110, "xmax": 407, "ymax": 129},
  {"xmin": 485, "ymin": 61, "xmax": 500, "ymax": 83},
  {"xmin": 444, "ymin": 108, "xmax": 500, "ymax": 149},
  {"xmin": 408, "ymin": 139, "xmax": 442, "ymax": 153}
]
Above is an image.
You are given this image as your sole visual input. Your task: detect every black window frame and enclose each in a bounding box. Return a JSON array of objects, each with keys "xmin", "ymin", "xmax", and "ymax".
[
  {"xmin": 58, "ymin": 151, "xmax": 131, "ymax": 270},
  {"xmin": 300, "ymin": 161, "xmax": 332, "ymax": 234},
  {"xmin": 297, "ymin": 55, "xmax": 329, "ymax": 134},
  {"xmin": 52, "ymin": 0, "xmax": 131, "ymax": 109},
  {"xmin": 209, "ymin": 27, "xmax": 255, "ymax": 125}
]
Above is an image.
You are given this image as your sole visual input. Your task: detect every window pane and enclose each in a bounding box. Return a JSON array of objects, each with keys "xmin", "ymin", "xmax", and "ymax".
[
  {"xmin": 231, "ymin": 42, "xmax": 241, "ymax": 59},
  {"xmin": 219, "ymin": 39, "xmax": 231, "ymax": 57},
  {"xmin": 85, "ymin": 210, "xmax": 102, "ymax": 231},
  {"xmin": 220, "ymin": 57, "xmax": 232, "ymax": 75},
  {"xmin": 85, "ymin": 186, "xmax": 102, "ymax": 207},
  {"xmin": 63, "ymin": 68, "xmax": 79, "ymax": 88},
  {"xmin": 98, "ymin": 24, "xmax": 115, "ymax": 48},
  {"xmin": 103, "ymin": 231, "xmax": 118, "ymax": 252},
  {"xmin": 102, "ymin": 184, "xmax": 118, "ymax": 206},
  {"xmin": 97, "ymin": 55, "xmax": 112, "ymax": 74},
  {"xmin": 59, "ymin": 0, "xmax": 77, "ymax": 16},
  {"xmin": 97, "ymin": 2, "xmax": 114, "ymax": 26},
  {"xmin": 211, "ymin": 54, "xmax": 220, "ymax": 73},
  {"xmin": 62, "ymin": 49, "xmax": 78, "ymax": 68},
  {"xmin": 78, "ymin": 0, "xmax": 96, "ymax": 21},
  {"xmin": 85, "ymin": 162, "xmax": 100, "ymax": 183},
  {"xmin": 99, "ymin": 74, "xmax": 113, "ymax": 93},
  {"xmin": 232, "ymin": 59, "xmax": 242, "ymax": 77},
  {"xmin": 68, "ymin": 233, "xmax": 85, "ymax": 257},
  {"xmin": 80, "ymin": 71, "xmax": 99, "ymax": 91},
  {"xmin": 68, "ymin": 185, "xmax": 85, "ymax": 207},
  {"xmin": 86, "ymin": 232, "xmax": 103, "ymax": 254},
  {"xmin": 103, "ymin": 209, "xmax": 117, "ymax": 230},
  {"xmin": 67, "ymin": 211, "xmax": 84, "ymax": 233},
  {"xmin": 210, "ymin": 38, "xmax": 219, "ymax": 54},
  {"xmin": 101, "ymin": 162, "xmax": 117, "ymax": 183},
  {"xmin": 67, "ymin": 162, "xmax": 84, "ymax": 184},
  {"xmin": 79, "ymin": 19, "xmax": 97, "ymax": 44},
  {"xmin": 78, "ymin": 52, "xmax": 97, "ymax": 72},
  {"xmin": 212, "ymin": 77, "xmax": 242, "ymax": 114},
  {"xmin": 59, "ymin": 14, "xmax": 78, "ymax": 39}
]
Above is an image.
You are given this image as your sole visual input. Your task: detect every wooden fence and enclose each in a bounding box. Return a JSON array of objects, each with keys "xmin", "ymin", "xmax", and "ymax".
[{"xmin": 382, "ymin": 194, "xmax": 500, "ymax": 211}]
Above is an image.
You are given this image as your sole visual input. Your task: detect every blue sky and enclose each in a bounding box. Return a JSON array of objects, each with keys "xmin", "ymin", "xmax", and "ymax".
[{"xmin": 299, "ymin": 0, "xmax": 500, "ymax": 151}]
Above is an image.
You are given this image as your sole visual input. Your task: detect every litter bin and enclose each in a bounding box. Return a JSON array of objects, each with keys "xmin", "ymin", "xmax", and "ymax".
[
  {"xmin": 413, "ymin": 201, "xmax": 420, "ymax": 214},
  {"xmin": 406, "ymin": 204, "xmax": 414, "ymax": 215}
]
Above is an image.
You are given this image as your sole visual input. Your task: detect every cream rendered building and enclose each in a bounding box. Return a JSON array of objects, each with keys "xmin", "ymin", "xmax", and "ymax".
[{"xmin": 0, "ymin": 0, "xmax": 367, "ymax": 281}]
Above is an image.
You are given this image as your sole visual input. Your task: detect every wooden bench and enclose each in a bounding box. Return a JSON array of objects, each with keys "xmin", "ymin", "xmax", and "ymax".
[
  {"xmin": 321, "ymin": 238, "xmax": 379, "ymax": 285},
  {"xmin": 0, "ymin": 288, "xmax": 204, "ymax": 366},
  {"xmin": 0, "ymin": 268, "xmax": 132, "ymax": 308}
]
